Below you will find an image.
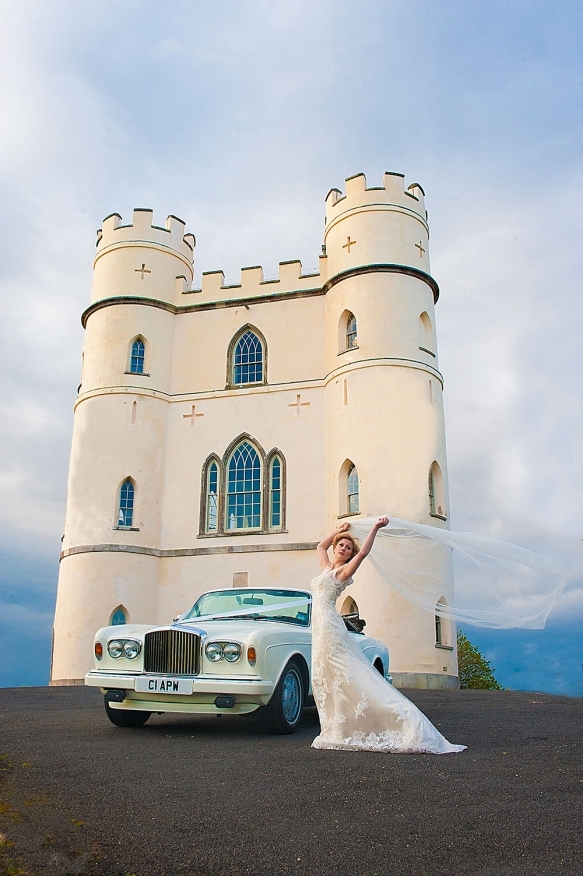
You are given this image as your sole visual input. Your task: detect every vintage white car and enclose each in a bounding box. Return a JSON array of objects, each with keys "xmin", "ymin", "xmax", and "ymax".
[{"xmin": 85, "ymin": 587, "xmax": 390, "ymax": 734}]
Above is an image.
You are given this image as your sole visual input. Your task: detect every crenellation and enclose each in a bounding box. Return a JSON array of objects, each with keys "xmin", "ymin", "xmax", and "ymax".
[
  {"xmin": 95, "ymin": 209, "xmax": 196, "ymax": 262},
  {"xmin": 325, "ymin": 171, "xmax": 427, "ymax": 224}
]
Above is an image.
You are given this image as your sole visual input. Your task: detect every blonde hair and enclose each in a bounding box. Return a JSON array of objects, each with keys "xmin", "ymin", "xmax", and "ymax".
[{"xmin": 332, "ymin": 531, "xmax": 360, "ymax": 562}]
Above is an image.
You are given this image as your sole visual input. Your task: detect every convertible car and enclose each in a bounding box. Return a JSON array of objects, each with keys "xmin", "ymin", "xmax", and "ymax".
[{"xmin": 85, "ymin": 587, "xmax": 390, "ymax": 734}]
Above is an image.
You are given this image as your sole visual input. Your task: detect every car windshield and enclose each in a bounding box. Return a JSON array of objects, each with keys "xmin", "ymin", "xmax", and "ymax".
[{"xmin": 183, "ymin": 589, "xmax": 311, "ymax": 626}]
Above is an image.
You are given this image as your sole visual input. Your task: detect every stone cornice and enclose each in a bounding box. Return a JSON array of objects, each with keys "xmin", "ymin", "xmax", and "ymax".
[
  {"xmin": 60, "ymin": 541, "xmax": 319, "ymax": 561},
  {"xmin": 81, "ymin": 262, "xmax": 438, "ymax": 327},
  {"xmin": 322, "ymin": 264, "xmax": 439, "ymax": 303}
]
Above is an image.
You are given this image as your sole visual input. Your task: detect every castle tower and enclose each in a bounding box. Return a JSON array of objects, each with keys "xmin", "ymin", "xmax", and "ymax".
[
  {"xmin": 51, "ymin": 211, "xmax": 195, "ymax": 684},
  {"xmin": 51, "ymin": 172, "xmax": 457, "ymax": 690},
  {"xmin": 323, "ymin": 173, "xmax": 457, "ymax": 687}
]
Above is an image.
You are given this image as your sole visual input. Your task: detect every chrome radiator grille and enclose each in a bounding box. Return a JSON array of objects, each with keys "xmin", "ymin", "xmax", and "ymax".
[{"xmin": 144, "ymin": 630, "xmax": 199, "ymax": 675}]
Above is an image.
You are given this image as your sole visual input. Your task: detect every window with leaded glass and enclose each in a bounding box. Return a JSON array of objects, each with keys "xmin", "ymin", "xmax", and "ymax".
[
  {"xmin": 233, "ymin": 331, "xmax": 263, "ymax": 385},
  {"xmin": 270, "ymin": 456, "xmax": 282, "ymax": 529},
  {"xmin": 346, "ymin": 314, "xmax": 358, "ymax": 349},
  {"xmin": 111, "ymin": 608, "xmax": 127, "ymax": 626},
  {"xmin": 117, "ymin": 479, "xmax": 134, "ymax": 527},
  {"xmin": 206, "ymin": 462, "xmax": 218, "ymax": 532},
  {"xmin": 130, "ymin": 338, "xmax": 145, "ymax": 374},
  {"xmin": 347, "ymin": 464, "xmax": 359, "ymax": 514},
  {"xmin": 227, "ymin": 442, "xmax": 261, "ymax": 530}
]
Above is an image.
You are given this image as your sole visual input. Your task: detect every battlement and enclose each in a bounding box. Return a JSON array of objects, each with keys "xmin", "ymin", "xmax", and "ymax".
[
  {"xmin": 187, "ymin": 256, "xmax": 327, "ymax": 303},
  {"xmin": 95, "ymin": 209, "xmax": 195, "ymax": 262},
  {"xmin": 325, "ymin": 172, "xmax": 426, "ymax": 224}
]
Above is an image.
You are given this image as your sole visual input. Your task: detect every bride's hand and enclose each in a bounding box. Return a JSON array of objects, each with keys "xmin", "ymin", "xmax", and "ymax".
[
  {"xmin": 376, "ymin": 516, "xmax": 389, "ymax": 528},
  {"xmin": 335, "ymin": 522, "xmax": 350, "ymax": 535}
]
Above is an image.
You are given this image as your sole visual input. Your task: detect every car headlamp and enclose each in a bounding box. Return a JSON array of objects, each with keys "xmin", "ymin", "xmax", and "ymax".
[
  {"xmin": 223, "ymin": 643, "xmax": 242, "ymax": 663},
  {"xmin": 108, "ymin": 640, "xmax": 123, "ymax": 658},
  {"xmin": 122, "ymin": 640, "xmax": 140, "ymax": 659},
  {"xmin": 107, "ymin": 639, "xmax": 141, "ymax": 659},
  {"xmin": 205, "ymin": 642, "xmax": 224, "ymax": 662}
]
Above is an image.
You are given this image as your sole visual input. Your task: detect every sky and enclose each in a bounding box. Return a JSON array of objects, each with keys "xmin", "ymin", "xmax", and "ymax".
[{"xmin": 0, "ymin": 0, "xmax": 582, "ymax": 694}]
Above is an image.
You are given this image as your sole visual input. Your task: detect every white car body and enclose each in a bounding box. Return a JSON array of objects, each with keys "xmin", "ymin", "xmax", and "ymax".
[{"xmin": 85, "ymin": 587, "xmax": 390, "ymax": 733}]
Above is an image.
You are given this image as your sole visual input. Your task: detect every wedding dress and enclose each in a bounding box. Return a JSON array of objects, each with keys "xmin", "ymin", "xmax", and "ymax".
[{"xmin": 310, "ymin": 566, "xmax": 466, "ymax": 754}]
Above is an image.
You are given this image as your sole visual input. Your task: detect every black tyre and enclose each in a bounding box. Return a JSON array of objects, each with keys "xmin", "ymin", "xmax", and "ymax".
[
  {"xmin": 260, "ymin": 660, "xmax": 305, "ymax": 734},
  {"xmin": 104, "ymin": 698, "xmax": 151, "ymax": 727}
]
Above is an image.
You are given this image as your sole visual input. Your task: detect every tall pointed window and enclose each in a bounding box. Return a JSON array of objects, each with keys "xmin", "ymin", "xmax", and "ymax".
[
  {"xmin": 206, "ymin": 462, "xmax": 218, "ymax": 532},
  {"xmin": 347, "ymin": 464, "xmax": 360, "ymax": 514},
  {"xmin": 428, "ymin": 461, "xmax": 446, "ymax": 519},
  {"xmin": 130, "ymin": 338, "xmax": 145, "ymax": 374},
  {"xmin": 227, "ymin": 441, "xmax": 261, "ymax": 530},
  {"xmin": 234, "ymin": 330, "xmax": 263, "ymax": 385},
  {"xmin": 117, "ymin": 479, "xmax": 135, "ymax": 528},
  {"xmin": 346, "ymin": 314, "xmax": 358, "ymax": 349},
  {"xmin": 269, "ymin": 456, "xmax": 282, "ymax": 529}
]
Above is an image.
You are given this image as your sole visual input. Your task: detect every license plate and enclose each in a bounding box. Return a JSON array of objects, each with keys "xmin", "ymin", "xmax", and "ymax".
[{"xmin": 135, "ymin": 676, "xmax": 192, "ymax": 694}]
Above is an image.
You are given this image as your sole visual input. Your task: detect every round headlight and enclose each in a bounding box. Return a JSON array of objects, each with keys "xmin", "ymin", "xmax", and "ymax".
[
  {"xmin": 123, "ymin": 640, "xmax": 140, "ymax": 659},
  {"xmin": 108, "ymin": 640, "xmax": 123, "ymax": 658},
  {"xmin": 206, "ymin": 642, "xmax": 223, "ymax": 662},
  {"xmin": 223, "ymin": 643, "xmax": 242, "ymax": 663}
]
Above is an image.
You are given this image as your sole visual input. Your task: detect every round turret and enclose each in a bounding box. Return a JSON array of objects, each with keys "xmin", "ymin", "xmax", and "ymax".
[{"xmin": 323, "ymin": 172, "xmax": 457, "ymax": 688}]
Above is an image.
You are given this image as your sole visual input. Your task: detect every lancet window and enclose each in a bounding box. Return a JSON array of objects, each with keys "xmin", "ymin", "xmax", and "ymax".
[
  {"xmin": 229, "ymin": 328, "xmax": 265, "ymax": 386},
  {"xmin": 110, "ymin": 606, "xmax": 128, "ymax": 626},
  {"xmin": 200, "ymin": 437, "xmax": 286, "ymax": 536},
  {"xmin": 428, "ymin": 461, "xmax": 446, "ymax": 519},
  {"xmin": 117, "ymin": 479, "xmax": 135, "ymax": 528},
  {"xmin": 129, "ymin": 338, "xmax": 145, "ymax": 374}
]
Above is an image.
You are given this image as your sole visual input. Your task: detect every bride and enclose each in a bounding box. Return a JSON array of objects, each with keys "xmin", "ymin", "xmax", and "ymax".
[{"xmin": 311, "ymin": 518, "xmax": 466, "ymax": 754}]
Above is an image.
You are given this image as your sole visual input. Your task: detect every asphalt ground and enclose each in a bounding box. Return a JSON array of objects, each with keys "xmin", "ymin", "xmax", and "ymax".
[{"xmin": 0, "ymin": 686, "xmax": 581, "ymax": 876}]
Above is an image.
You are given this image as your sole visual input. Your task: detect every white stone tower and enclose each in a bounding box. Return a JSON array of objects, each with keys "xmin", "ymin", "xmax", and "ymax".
[
  {"xmin": 323, "ymin": 173, "xmax": 456, "ymax": 686},
  {"xmin": 51, "ymin": 172, "xmax": 458, "ymax": 688}
]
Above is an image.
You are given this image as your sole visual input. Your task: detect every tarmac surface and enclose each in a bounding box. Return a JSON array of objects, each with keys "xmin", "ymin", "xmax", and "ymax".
[{"xmin": 0, "ymin": 686, "xmax": 581, "ymax": 876}]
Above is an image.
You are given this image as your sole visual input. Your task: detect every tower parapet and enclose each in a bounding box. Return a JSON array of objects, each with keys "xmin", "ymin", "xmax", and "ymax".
[
  {"xmin": 324, "ymin": 172, "xmax": 432, "ymax": 291},
  {"xmin": 92, "ymin": 209, "xmax": 195, "ymax": 307}
]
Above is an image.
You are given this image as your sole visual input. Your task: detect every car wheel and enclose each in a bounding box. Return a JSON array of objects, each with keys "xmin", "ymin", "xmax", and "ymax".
[
  {"xmin": 260, "ymin": 660, "xmax": 305, "ymax": 735},
  {"xmin": 104, "ymin": 698, "xmax": 151, "ymax": 727}
]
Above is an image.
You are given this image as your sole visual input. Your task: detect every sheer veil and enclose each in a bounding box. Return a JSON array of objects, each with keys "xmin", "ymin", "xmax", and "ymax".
[{"xmin": 349, "ymin": 517, "xmax": 577, "ymax": 629}]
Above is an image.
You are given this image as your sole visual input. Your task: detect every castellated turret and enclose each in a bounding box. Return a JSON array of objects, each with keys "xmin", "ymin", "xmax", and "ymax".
[{"xmin": 51, "ymin": 172, "xmax": 457, "ymax": 689}]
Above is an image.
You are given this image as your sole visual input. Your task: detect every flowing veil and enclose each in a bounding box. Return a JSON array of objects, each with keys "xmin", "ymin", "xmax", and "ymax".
[{"xmin": 349, "ymin": 517, "xmax": 577, "ymax": 629}]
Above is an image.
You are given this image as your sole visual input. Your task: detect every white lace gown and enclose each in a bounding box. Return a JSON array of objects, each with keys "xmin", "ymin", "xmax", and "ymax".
[{"xmin": 310, "ymin": 567, "xmax": 466, "ymax": 754}]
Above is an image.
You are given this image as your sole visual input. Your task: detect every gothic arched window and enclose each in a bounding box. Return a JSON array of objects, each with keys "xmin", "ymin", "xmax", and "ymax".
[
  {"xmin": 347, "ymin": 464, "xmax": 360, "ymax": 514},
  {"xmin": 110, "ymin": 606, "xmax": 128, "ymax": 626},
  {"xmin": 199, "ymin": 439, "xmax": 286, "ymax": 536},
  {"xmin": 428, "ymin": 461, "xmax": 446, "ymax": 519},
  {"xmin": 233, "ymin": 330, "xmax": 263, "ymax": 385},
  {"xmin": 419, "ymin": 312, "xmax": 434, "ymax": 355},
  {"xmin": 346, "ymin": 313, "xmax": 358, "ymax": 349},
  {"xmin": 205, "ymin": 460, "xmax": 219, "ymax": 533},
  {"xmin": 129, "ymin": 338, "xmax": 145, "ymax": 374},
  {"xmin": 269, "ymin": 455, "xmax": 282, "ymax": 530},
  {"xmin": 117, "ymin": 479, "xmax": 135, "ymax": 528},
  {"xmin": 227, "ymin": 441, "xmax": 262, "ymax": 530}
]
